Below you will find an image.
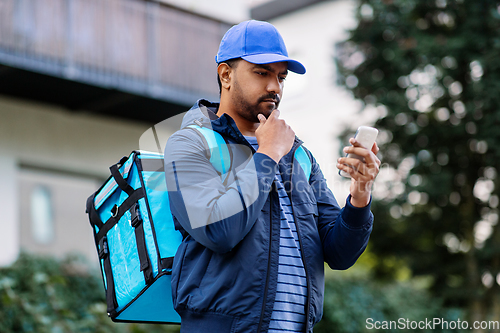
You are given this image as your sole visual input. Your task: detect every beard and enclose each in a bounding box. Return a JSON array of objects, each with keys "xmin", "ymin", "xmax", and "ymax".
[{"xmin": 231, "ymin": 79, "xmax": 281, "ymax": 123}]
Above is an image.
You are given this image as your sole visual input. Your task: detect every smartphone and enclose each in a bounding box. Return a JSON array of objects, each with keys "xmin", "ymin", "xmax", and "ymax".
[{"xmin": 339, "ymin": 126, "xmax": 379, "ymax": 178}]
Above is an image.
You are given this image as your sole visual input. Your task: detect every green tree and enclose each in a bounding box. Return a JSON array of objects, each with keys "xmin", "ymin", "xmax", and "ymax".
[
  {"xmin": 0, "ymin": 253, "xmax": 180, "ymax": 333},
  {"xmin": 336, "ymin": 0, "xmax": 500, "ymax": 328},
  {"xmin": 316, "ymin": 272, "xmax": 462, "ymax": 333}
]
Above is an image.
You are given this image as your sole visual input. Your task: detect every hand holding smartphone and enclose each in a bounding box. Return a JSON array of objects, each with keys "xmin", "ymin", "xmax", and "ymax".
[{"xmin": 339, "ymin": 126, "xmax": 379, "ymax": 178}]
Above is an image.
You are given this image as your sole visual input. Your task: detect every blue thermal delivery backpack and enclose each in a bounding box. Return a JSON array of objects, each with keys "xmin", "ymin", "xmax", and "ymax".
[
  {"xmin": 86, "ymin": 150, "xmax": 182, "ymax": 324},
  {"xmin": 85, "ymin": 124, "xmax": 312, "ymax": 324}
]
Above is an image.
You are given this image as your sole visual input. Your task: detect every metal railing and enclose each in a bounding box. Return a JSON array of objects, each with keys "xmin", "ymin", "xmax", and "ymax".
[{"xmin": 0, "ymin": 0, "xmax": 228, "ymax": 105}]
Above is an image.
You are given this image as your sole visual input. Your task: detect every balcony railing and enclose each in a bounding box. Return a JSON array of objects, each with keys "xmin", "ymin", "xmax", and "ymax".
[{"xmin": 0, "ymin": 0, "xmax": 229, "ymax": 106}]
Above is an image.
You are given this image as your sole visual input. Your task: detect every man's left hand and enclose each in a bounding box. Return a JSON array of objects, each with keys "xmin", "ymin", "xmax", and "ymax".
[{"xmin": 337, "ymin": 138, "xmax": 381, "ymax": 208}]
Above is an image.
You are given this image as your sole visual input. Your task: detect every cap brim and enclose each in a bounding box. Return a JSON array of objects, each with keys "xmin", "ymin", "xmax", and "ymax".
[{"xmin": 242, "ymin": 54, "xmax": 306, "ymax": 75}]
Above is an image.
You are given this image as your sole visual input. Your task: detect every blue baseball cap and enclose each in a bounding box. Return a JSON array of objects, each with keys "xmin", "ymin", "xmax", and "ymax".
[{"xmin": 215, "ymin": 20, "xmax": 306, "ymax": 75}]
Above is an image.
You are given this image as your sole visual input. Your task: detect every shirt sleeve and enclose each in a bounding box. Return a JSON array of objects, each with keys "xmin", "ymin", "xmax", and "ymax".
[
  {"xmin": 164, "ymin": 129, "xmax": 277, "ymax": 253},
  {"xmin": 307, "ymin": 149, "xmax": 373, "ymax": 270}
]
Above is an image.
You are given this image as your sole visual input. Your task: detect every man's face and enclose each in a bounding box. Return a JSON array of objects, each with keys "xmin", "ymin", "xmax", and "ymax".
[{"xmin": 229, "ymin": 60, "xmax": 288, "ymax": 123}]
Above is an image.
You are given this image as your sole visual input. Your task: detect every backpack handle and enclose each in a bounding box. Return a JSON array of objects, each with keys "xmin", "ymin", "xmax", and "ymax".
[{"xmin": 110, "ymin": 162, "xmax": 135, "ymax": 196}]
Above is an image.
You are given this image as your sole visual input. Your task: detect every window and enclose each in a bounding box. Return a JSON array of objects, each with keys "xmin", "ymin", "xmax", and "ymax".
[
  {"xmin": 30, "ymin": 185, "xmax": 54, "ymax": 244},
  {"xmin": 19, "ymin": 167, "xmax": 100, "ymax": 262}
]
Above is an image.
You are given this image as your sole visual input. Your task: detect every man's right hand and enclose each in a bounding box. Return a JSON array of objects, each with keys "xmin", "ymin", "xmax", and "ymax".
[{"xmin": 255, "ymin": 109, "xmax": 295, "ymax": 163}]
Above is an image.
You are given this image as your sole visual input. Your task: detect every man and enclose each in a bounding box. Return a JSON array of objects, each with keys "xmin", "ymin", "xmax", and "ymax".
[{"xmin": 164, "ymin": 20, "xmax": 380, "ymax": 333}]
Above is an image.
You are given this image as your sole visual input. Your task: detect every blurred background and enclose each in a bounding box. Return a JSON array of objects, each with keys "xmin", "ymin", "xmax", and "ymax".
[{"xmin": 0, "ymin": 0, "xmax": 499, "ymax": 332}]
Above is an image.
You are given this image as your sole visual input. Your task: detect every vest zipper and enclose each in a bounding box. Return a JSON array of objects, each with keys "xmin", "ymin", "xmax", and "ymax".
[{"xmin": 257, "ymin": 182, "xmax": 274, "ymax": 333}]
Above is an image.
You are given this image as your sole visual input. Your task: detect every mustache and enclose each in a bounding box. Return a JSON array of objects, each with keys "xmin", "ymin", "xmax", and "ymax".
[{"xmin": 258, "ymin": 93, "xmax": 280, "ymax": 105}]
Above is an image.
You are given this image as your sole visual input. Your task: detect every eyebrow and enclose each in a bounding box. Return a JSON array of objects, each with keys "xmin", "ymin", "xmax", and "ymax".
[{"xmin": 253, "ymin": 64, "xmax": 288, "ymax": 76}]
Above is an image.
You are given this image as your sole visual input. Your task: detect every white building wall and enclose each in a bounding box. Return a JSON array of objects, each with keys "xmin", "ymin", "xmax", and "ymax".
[
  {"xmin": 0, "ymin": 96, "xmax": 150, "ymax": 177},
  {"xmin": 157, "ymin": 0, "xmax": 268, "ymax": 23},
  {"xmin": 0, "ymin": 155, "xmax": 19, "ymax": 266},
  {"xmin": 0, "ymin": 95, "xmax": 155, "ymax": 266}
]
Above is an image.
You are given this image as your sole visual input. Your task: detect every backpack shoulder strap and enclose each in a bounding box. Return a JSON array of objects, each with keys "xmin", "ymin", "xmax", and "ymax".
[
  {"xmin": 186, "ymin": 125, "xmax": 312, "ymax": 182},
  {"xmin": 186, "ymin": 124, "xmax": 231, "ymax": 180},
  {"xmin": 294, "ymin": 145, "xmax": 312, "ymax": 181}
]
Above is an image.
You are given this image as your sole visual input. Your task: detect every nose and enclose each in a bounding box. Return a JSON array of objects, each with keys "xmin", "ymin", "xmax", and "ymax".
[{"xmin": 266, "ymin": 74, "xmax": 282, "ymax": 94}]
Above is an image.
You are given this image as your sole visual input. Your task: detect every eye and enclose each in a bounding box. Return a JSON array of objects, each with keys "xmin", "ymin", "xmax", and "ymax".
[
  {"xmin": 279, "ymin": 76, "xmax": 287, "ymax": 82},
  {"xmin": 256, "ymin": 71, "xmax": 267, "ymax": 76}
]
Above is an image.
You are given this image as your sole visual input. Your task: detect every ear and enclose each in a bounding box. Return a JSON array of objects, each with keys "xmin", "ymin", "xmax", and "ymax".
[{"xmin": 217, "ymin": 63, "xmax": 233, "ymax": 91}]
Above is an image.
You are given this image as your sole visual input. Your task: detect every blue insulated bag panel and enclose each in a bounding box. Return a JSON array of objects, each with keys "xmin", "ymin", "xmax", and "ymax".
[
  {"xmin": 114, "ymin": 274, "xmax": 180, "ymax": 323},
  {"xmin": 86, "ymin": 151, "xmax": 182, "ymax": 324}
]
